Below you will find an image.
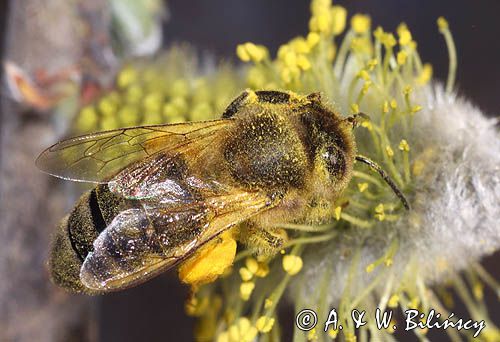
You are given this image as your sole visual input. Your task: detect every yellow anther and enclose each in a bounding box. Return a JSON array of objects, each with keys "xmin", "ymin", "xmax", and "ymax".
[
  {"xmin": 236, "ymin": 42, "xmax": 268, "ymax": 63},
  {"xmin": 316, "ymin": 13, "xmax": 331, "ymax": 33},
  {"xmin": 367, "ymin": 59, "xmax": 378, "ymax": 71},
  {"xmin": 350, "ymin": 103, "xmax": 360, "ymax": 114},
  {"xmin": 327, "ymin": 328, "xmax": 338, "ymax": 338},
  {"xmin": 403, "ymin": 85, "xmax": 413, "ymax": 96},
  {"xmin": 374, "ymin": 203, "xmax": 385, "ymax": 221},
  {"xmin": 381, "ymin": 32, "xmax": 397, "ymax": 48},
  {"xmin": 357, "ymin": 69, "xmax": 370, "ymax": 81},
  {"xmin": 282, "ymin": 255, "xmax": 303, "ymax": 275},
  {"xmin": 307, "ymin": 328, "xmax": 318, "ymax": 341},
  {"xmin": 297, "ymin": 55, "xmax": 312, "ymax": 71},
  {"xmin": 217, "ymin": 332, "xmax": 229, "ymax": 342},
  {"xmin": 361, "ymin": 120, "xmax": 373, "ymax": 131},
  {"xmin": 411, "ymin": 105, "xmax": 422, "ymax": 113},
  {"xmin": 385, "ymin": 145, "xmax": 394, "ymax": 158},
  {"xmin": 397, "ymin": 23, "xmax": 412, "ymax": 46},
  {"xmin": 399, "ymin": 139, "xmax": 410, "ymax": 152},
  {"xmin": 264, "ymin": 298, "xmax": 273, "ymax": 309},
  {"xmin": 358, "ymin": 182, "xmax": 369, "ymax": 192},
  {"xmin": 334, "ymin": 206, "xmax": 342, "ymax": 220},
  {"xmin": 365, "ymin": 263, "xmax": 375, "ymax": 273},
  {"xmin": 284, "ymin": 51, "xmax": 298, "ymax": 67},
  {"xmin": 383, "ymin": 101, "xmax": 390, "ymax": 113},
  {"xmin": 390, "ymin": 99, "xmax": 398, "ymax": 109},
  {"xmin": 256, "ymin": 316, "xmax": 275, "ymax": 333},
  {"xmin": 473, "ymin": 282, "xmax": 484, "ymax": 300},
  {"xmin": 143, "ymin": 92, "xmax": 163, "ymax": 112},
  {"xmin": 310, "ymin": 0, "xmax": 332, "ymax": 16},
  {"xmin": 373, "ymin": 26, "xmax": 384, "ymax": 40},
  {"xmin": 239, "ymin": 281, "xmax": 255, "ymax": 301},
  {"xmin": 125, "ymin": 84, "xmax": 143, "ymax": 103},
  {"xmin": 76, "ymin": 106, "xmax": 98, "ymax": 132},
  {"xmin": 117, "ymin": 66, "xmax": 138, "ymax": 89},
  {"xmin": 228, "ymin": 318, "xmax": 258, "ymax": 342},
  {"xmin": 236, "ymin": 44, "xmax": 251, "ymax": 62},
  {"xmin": 437, "ymin": 16, "xmax": 449, "ymax": 31},
  {"xmin": 397, "ymin": 51, "xmax": 407, "ymax": 65},
  {"xmin": 417, "ymin": 63, "xmax": 433, "ymax": 85},
  {"xmin": 351, "ymin": 37, "xmax": 373, "ymax": 55},
  {"xmin": 384, "ymin": 257, "xmax": 393, "ymax": 266},
  {"xmin": 361, "ymin": 80, "xmax": 372, "ymax": 94},
  {"xmin": 255, "ymin": 262, "xmax": 270, "ymax": 278},
  {"xmin": 98, "ymin": 97, "xmax": 117, "ymax": 116},
  {"xmin": 331, "ymin": 6, "xmax": 347, "ymax": 34},
  {"xmin": 290, "ymin": 37, "xmax": 310, "ymax": 54},
  {"xmin": 239, "ymin": 267, "xmax": 253, "ymax": 281},
  {"xmin": 351, "ymin": 14, "xmax": 371, "ymax": 34},
  {"xmin": 245, "ymin": 257, "xmax": 259, "ymax": 274},
  {"xmin": 306, "ymin": 32, "xmax": 321, "ymax": 48},
  {"xmin": 408, "ymin": 297, "xmax": 420, "ymax": 310},
  {"xmin": 388, "ymin": 294, "xmax": 400, "ymax": 308}
]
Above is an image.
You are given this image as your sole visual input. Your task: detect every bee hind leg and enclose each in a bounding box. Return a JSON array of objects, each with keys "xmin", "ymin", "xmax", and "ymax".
[{"xmin": 239, "ymin": 222, "xmax": 288, "ymax": 257}]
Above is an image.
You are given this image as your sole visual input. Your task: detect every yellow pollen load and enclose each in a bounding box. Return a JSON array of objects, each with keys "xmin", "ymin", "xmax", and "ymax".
[{"xmin": 178, "ymin": 230, "xmax": 237, "ymax": 288}]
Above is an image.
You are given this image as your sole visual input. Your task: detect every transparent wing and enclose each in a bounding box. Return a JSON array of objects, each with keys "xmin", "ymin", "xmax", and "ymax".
[
  {"xmin": 36, "ymin": 120, "xmax": 231, "ymax": 183},
  {"xmin": 80, "ymin": 185, "xmax": 273, "ymax": 292}
]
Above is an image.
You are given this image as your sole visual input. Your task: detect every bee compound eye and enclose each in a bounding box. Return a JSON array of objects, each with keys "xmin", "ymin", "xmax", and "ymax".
[{"xmin": 323, "ymin": 146, "xmax": 346, "ymax": 177}]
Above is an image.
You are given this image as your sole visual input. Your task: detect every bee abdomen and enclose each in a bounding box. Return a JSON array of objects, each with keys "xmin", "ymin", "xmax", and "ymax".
[
  {"xmin": 50, "ymin": 189, "xmax": 105, "ymax": 293},
  {"xmin": 49, "ymin": 185, "xmax": 136, "ymax": 293}
]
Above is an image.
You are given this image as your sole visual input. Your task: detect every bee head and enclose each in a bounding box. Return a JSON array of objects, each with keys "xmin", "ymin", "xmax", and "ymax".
[{"xmin": 300, "ymin": 96, "xmax": 357, "ymax": 196}]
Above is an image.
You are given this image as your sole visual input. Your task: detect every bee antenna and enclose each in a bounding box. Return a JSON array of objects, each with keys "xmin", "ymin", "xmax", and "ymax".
[
  {"xmin": 345, "ymin": 112, "xmax": 370, "ymax": 128},
  {"xmin": 355, "ymin": 155, "xmax": 410, "ymax": 210}
]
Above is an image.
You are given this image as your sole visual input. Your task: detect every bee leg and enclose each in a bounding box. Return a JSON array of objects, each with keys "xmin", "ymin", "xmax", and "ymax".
[
  {"xmin": 239, "ymin": 222, "xmax": 288, "ymax": 257},
  {"xmin": 221, "ymin": 91, "xmax": 250, "ymax": 118}
]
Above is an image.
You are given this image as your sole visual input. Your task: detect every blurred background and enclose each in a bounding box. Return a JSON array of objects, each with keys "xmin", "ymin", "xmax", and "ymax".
[{"xmin": 0, "ymin": 0, "xmax": 498, "ymax": 341}]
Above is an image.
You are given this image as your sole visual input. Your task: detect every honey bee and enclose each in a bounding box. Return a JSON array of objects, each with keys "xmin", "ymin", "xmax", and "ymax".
[{"xmin": 37, "ymin": 90, "xmax": 409, "ymax": 294}]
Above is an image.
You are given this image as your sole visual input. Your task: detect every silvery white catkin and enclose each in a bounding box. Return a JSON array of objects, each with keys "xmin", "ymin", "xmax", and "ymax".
[{"xmin": 289, "ymin": 85, "xmax": 500, "ymax": 307}]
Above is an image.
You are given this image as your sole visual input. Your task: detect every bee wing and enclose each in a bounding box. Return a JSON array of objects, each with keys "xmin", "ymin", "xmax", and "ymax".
[
  {"xmin": 79, "ymin": 183, "xmax": 274, "ymax": 292},
  {"xmin": 36, "ymin": 120, "xmax": 231, "ymax": 183}
]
